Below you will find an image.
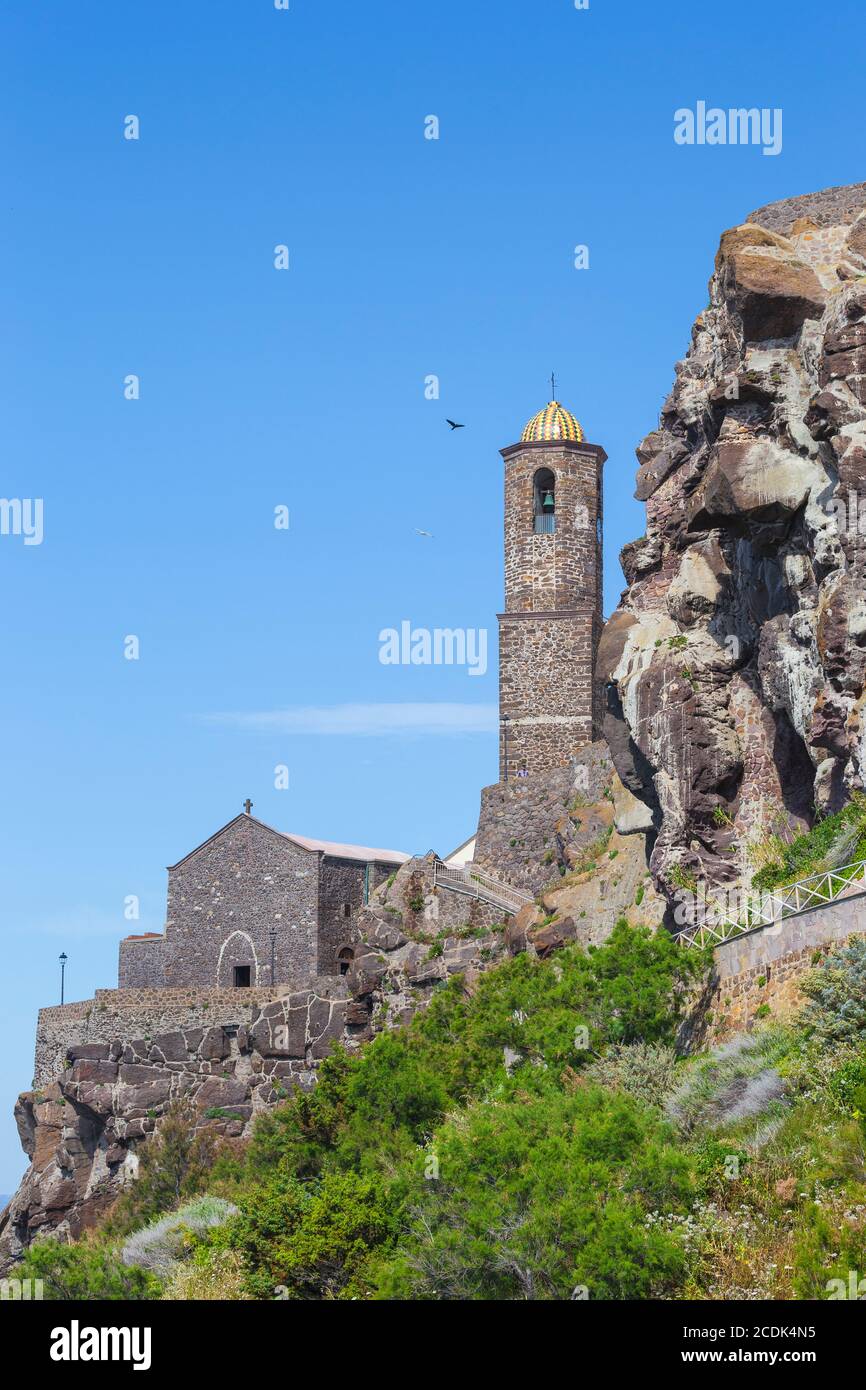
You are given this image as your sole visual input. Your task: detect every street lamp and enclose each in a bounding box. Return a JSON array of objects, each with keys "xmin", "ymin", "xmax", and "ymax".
[
  {"xmin": 501, "ymin": 713, "xmax": 510, "ymax": 783},
  {"xmin": 59, "ymin": 952, "xmax": 68, "ymax": 1005}
]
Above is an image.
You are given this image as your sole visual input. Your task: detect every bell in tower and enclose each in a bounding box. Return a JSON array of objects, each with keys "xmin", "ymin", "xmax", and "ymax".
[{"xmin": 497, "ymin": 396, "xmax": 606, "ymax": 781}]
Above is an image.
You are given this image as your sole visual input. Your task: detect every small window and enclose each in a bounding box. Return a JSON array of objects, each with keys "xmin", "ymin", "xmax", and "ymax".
[
  {"xmin": 341, "ymin": 902, "xmax": 352, "ymax": 919},
  {"xmin": 233, "ymin": 965, "xmax": 251, "ymax": 988}
]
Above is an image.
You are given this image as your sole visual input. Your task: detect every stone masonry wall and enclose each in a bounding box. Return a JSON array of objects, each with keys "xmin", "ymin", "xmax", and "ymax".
[
  {"xmin": 5, "ymin": 905, "xmax": 525, "ymax": 1267},
  {"xmin": 502, "ymin": 441, "xmax": 604, "ymax": 613},
  {"xmin": 694, "ymin": 890, "xmax": 866, "ymax": 1043},
  {"xmin": 474, "ymin": 744, "xmax": 615, "ymax": 894},
  {"xmin": 164, "ymin": 815, "xmax": 319, "ymax": 989},
  {"xmin": 34, "ymin": 986, "xmax": 291, "ymax": 1089},
  {"xmin": 317, "ymin": 857, "xmax": 366, "ymax": 975},
  {"xmin": 117, "ymin": 936, "xmax": 164, "ymax": 989},
  {"xmin": 498, "ymin": 610, "xmax": 601, "ymax": 776},
  {"xmin": 498, "ymin": 439, "xmax": 605, "ymax": 778},
  {"xmin": 355, "ymin": 854, "xmax": 515, "ymax": 948}
]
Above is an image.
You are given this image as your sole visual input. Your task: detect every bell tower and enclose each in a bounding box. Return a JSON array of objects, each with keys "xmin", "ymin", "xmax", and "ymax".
[{"xmin": 498, "ymin": 399, "xmax": 606, "ymax": 780}]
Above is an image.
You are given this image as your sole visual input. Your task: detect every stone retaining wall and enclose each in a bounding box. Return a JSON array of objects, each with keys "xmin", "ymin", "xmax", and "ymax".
[
  {"xmin": 702, "ymin": 890, "xmax": 866, "ymax": 1040},
  {"xmin": 34, "ymin": 985, "xmax": 311, "ymax": 1088}
]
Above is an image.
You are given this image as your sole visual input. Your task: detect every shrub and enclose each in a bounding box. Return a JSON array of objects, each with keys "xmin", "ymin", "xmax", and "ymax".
[
  {"xmin": 825, "ymin": 1054, "xmax": 866, "ymax": 1119},
  {"xmin": 162, "ymin": 1247, "xmax": 251, "ymax": 1301},
  {"xmin": 793, "ymin": 1197, "xmax": 866, "ymax": 1299},
  {"xmin": 228, "ymin": 1169, "xmax": 397, "ymax": 1300},
  {"xmin": 104, "ymin": 1102, "xmax": 219, "ymax": 1237},
  {"xmin": 665, "ymin": 1031, "xmax": 790, "ymax": 1135},
  {"xmin": 583, "ymin": 1043, "xmax": 679, "ymax": 1108},
  {"xmin": 690, "ymin": 1136, "xmax": 749, "ymax": 1191},
  {"xmin": 16, "ymin": 1237, "xmax": 162, "ymax": 1301},
  {"xmin": 669, "ymin": 864, "xmax": 698, "ymax": 893},
  {"xmin": 752, "ymin": 795, "xmax": 866, "ymax": 892},
  {"xmin": 120, "ymin": 1195, "xmax": 238, "ymax": 1277},
  {"xmin": 800, "ymin": 939, "xmax": 866, "ymax": 1043},
  {"xmin": 374, "ymin": 1087, "xmax": 692, "ymax": 1300}
]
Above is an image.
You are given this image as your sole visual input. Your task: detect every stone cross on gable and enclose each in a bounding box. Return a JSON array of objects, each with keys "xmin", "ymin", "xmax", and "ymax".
[{"xmin": 243, "ymin": 799, "xmax": 253, "ymax": 815}]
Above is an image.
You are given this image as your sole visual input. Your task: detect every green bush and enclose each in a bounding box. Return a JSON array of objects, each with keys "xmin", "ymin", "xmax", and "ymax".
[
  {"xmin": 690, "ymin": 1136, "xmax": 749, "ymax": 1192},
  {"xmin": 120, "ymin": 1195, "xmax": 237, "ymax": 1277},
  {"xmin": 752, "ymin": 795, "xmax": 866, "ymax": 892},
  {"xmin": 103, "ymin": 1101, "xmax": 220, "ymax": 1237},
  {"xmin": 226, "ymin": 1170, "xmax": 397, "ymax": 1300},
  {"xmin": 16, "ymin": 1239, "xmax": 162, "ymax": 1301},
  {"xmin": 801, "ymin": 939, "xmax": 866, "ymax": 1043},
  {"xmin": 793, "ymin": 1198, "xmax": 866, "ymax": 1299},
  {"xmin": 583, "ymin": 1043, "xmax": 678, "ymax": 1108},
  {"xmin": 825, "ymin": 1054, "xmax": 866, "ymax": 1119},
  {"xmin": 373, "ymin": 1087, "xmax": 692, "ymax": 1300}
]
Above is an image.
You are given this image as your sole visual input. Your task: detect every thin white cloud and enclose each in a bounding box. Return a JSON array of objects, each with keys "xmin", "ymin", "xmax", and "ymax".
[{"xmin": 200, "ymin": 702, "xmax": 498, "ymax": 737}]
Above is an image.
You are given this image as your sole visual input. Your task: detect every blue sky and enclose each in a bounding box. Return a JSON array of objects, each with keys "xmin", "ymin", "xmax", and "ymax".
[{"xmin": 0, "ymin": 0, "xmax": 861, "ymax": 1184}]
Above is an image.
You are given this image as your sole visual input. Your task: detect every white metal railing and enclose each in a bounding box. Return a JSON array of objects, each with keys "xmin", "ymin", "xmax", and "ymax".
[
  {"xmin": 432, "ymin": 860, "xmax": 533, "ymax": 913},
  {"xmin": 676, "ymin": 856, "xmax": 866, "ymax": 949}
]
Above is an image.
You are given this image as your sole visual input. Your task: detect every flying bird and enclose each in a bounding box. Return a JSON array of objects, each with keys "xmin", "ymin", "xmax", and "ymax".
[{"xmin": 446, "ymin": 419, "xmax": 465, "ymax": 430}]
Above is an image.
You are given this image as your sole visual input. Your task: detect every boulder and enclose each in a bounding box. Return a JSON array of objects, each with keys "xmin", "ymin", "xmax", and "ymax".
[
  {"xmin": 527, "ymin": 916, "xmax": 577, "ymax": 958},
  {"xmin": 719, "ymin": 241, "xmax": 827, "ymax": 340},
  {"xmin": 686, "ymin": 441, "xmax": 823, "ymax": 531}
]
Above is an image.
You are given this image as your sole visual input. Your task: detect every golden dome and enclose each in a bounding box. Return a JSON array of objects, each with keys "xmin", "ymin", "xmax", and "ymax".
[{"xmin": 521, "ymin": 400, "xmax": 584, "ymax": 443}]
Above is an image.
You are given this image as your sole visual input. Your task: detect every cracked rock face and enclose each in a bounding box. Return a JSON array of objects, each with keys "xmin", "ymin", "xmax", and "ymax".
[{"xmin": 601, "ymin": 182, "xmax": 866, "ymax": 897}]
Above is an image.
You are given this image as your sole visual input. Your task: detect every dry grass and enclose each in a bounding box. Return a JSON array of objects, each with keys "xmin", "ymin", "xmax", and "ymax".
[{"xmin": 161, "ymin": 1248, "xmax": 251, "ymax": 1301}]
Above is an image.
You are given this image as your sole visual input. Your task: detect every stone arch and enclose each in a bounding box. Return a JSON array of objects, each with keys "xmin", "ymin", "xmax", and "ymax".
[
  {"xmin": 532, "ymin": 467, "xmax": 556, "ymax": 533},
  {"xmin": 336, "ymin": 945, "xmax": 355, "ymax": 977},
  {"xmin": 216, "ymin": 930, "xmax": 259, "ymax": 988}
]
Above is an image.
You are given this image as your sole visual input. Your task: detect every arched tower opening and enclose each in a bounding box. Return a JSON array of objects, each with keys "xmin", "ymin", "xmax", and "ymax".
[{"xmin": 533, "ymin": 468, "xmax": 556, "ymax": 533}]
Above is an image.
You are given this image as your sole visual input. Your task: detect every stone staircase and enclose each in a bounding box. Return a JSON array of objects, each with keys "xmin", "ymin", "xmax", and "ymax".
[{"xmin": 432, "ymin": 860, "xmax": 533, "ymax": 915}]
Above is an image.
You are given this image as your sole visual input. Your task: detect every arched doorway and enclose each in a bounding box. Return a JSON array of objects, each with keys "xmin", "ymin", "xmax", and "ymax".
[{"xmin": 217, "ymin": 931, "xmax": 258, "ymax": 988}]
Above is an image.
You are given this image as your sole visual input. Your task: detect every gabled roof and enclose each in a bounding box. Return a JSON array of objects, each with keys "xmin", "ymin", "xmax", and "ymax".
[
  {"xmin": 282, "ymin": 832, "xmax": 410, "ymax": 864},
  {"xmin": 168, "ymin": 813, "xmax": 409, "ymax": 871}
]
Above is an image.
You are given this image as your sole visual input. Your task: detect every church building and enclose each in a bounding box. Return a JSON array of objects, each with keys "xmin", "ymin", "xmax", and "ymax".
[
  {"xmin": 498, "ymin": 398, "xmax": 605, "ymax": 779},
  {"xmin": 118, "ymin": 807, "xmax": 408, "ymax": 990}
]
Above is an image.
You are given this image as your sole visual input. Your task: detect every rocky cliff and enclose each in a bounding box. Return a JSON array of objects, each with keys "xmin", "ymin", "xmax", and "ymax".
[{"xmin": 600, "ymin": 181, "xmax": 866, "ymax": 897}]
